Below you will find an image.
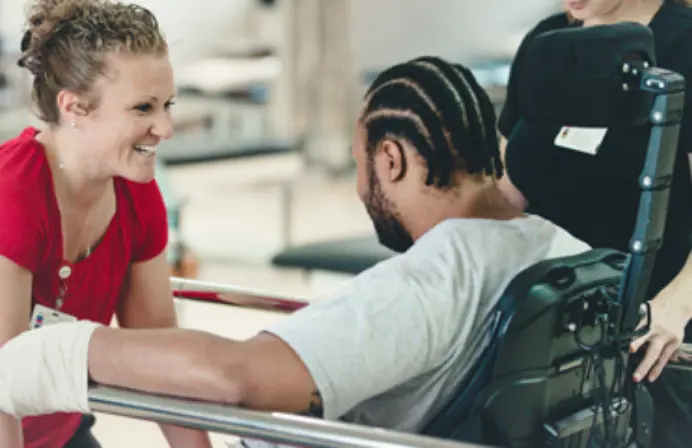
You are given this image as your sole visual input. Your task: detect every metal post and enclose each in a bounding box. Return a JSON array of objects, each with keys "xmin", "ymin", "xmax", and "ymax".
[{"xmin": 88, "ymin": 385, "xmax": 482, "ymax": 448}]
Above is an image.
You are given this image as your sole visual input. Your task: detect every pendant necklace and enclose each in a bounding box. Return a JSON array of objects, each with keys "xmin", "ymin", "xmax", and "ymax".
[{"xmin": 54, "ymin": 155, "xmax": 100, "ymax": 310}]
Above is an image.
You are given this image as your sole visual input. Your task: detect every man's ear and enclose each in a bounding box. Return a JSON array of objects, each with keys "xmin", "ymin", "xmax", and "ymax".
[{"xmin": 378, "ymin": 138, "xmax": 408, "ymax": 183}]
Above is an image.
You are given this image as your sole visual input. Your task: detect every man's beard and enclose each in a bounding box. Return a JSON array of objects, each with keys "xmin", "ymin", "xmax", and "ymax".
[{"xmin": 363, "ymin": 165, "xmax": 414, "ymax": 253}]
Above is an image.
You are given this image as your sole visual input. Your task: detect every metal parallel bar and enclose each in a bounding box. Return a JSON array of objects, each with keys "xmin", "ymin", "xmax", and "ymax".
[
  {"xmin": 170, "ymin": 276, "xmax": 309, "ymax": 312},
  {"xmin": 88, "ymin": 385, "xmax": 482, "ymax": 448}
]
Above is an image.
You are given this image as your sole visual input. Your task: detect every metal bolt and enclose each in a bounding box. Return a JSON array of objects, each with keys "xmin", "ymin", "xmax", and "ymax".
[
  {"xmin": 643, "ymin": 61, "xmax": 650, "ymax": 68},
  {"xmin": 622, "ymin": 63, "xmax": 630, "ymax": 73},
  {"xmin": 633, "ymin": 241, "xmax": 643, "ymax": 252},
  {"xmin": 567, "ymin": 323, "xmax": 577, "ymax": 332},
  {"xmin": 642, "ymin": 176, "xmax": 652, "ymax": 187},
  {"xmin": 652, "ymin": 111, "xmax": 663, "ymax": 122},
  {"xmin": 622, "ymin": 83, "xmax": 629, "ymax": 91},
  {"xmin": 646, "ymin": 79, "xmax": 666, "ymax": 90}
]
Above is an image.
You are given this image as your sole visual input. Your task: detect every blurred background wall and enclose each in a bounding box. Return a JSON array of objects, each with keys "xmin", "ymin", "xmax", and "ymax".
[{"xmin": 1, "ymin": 0, "xmax": 561, "ymax": 74}]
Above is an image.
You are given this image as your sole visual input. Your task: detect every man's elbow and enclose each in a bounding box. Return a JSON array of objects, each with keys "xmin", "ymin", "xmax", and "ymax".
[{"xmin": 207, "ymin": 353, "xmax": 250, "ymax": 407}]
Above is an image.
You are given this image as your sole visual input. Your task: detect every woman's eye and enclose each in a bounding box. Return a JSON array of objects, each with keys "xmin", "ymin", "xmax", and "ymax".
[{"xmin": 135, "ymin": 103, "xmax": 153, "ymax": 113}]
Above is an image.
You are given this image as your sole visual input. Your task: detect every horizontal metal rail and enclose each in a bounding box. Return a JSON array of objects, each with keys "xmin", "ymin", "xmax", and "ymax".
[
  {"xmin": 170, "ymin": 276, "xmax": 309, "ymax": 312},
  {"xmin": 88, "ymin": 385, "xmax": 482, "ymax": 448}
]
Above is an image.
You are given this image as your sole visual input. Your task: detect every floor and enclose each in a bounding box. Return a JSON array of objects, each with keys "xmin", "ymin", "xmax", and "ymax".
[{"xmin": 91, "ymin": 152, "xmax": 369, "ymax": 447}]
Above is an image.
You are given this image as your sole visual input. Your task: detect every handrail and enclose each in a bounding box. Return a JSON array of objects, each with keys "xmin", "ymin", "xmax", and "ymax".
[
  {"xmin": 170, "ymin": 277, "xmax": 309, "ymax": 312},
  {"xmin": 88, "ymin": 385, "xmax": 482, "ymax": 448}
]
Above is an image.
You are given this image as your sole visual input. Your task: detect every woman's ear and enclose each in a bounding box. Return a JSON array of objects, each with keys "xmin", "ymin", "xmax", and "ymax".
[{"xmin": 55, "ymin": 90, "xmax": 89, "ymax": 123}]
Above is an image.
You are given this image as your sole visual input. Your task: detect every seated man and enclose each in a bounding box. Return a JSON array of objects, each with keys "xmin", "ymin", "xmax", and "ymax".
[{"xmin": 0, "ymin": 56, "xmax": 589, "ymax": 445}]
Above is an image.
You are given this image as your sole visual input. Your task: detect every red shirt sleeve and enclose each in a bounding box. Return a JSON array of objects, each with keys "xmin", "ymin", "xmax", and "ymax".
[
  {"xmin": 131, "ymin": 180, "xmax": 169, "ymax": 263},
  {"xmin": 0, "ymin": 182, "xmax": 47, "ymax": 273}
]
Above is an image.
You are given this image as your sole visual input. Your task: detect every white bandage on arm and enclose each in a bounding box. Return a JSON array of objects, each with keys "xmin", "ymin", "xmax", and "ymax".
[{"xmin": 0, "ymin": 320, "xmax": 101, "ymax": 418}]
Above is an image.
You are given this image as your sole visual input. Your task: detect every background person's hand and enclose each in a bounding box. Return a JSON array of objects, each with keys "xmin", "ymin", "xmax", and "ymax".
[{"xmin": 630, "ymin": 290, "xmax": 690, "ymax": 383}]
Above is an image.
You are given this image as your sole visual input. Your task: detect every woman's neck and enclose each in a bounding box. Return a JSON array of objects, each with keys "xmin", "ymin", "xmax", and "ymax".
[
  {"xmin": 38, "ymin": 128, "xmax": 112, "ymax": 210},
  {"xmin": 583, "ymin": 0, "xmax": 664, "ymax": 27}
]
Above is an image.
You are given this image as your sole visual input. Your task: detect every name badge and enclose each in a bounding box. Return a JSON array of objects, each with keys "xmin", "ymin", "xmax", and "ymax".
[
  {"xmin": 554, "ymin": 126, "xmax": 608, "ymax": 155},
  {"xmin": 29, "ymin": 304, "xmax": 78, "ymax": 330}
]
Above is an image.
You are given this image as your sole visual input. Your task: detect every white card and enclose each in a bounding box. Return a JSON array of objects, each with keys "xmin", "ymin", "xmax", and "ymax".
[
  {"xmin": 29, "ymin": 304, "xmax": 77, "ymax": 330},
  {"xmin": 554, "ymin": 126, "xmax": 608, "ymax": 155}
]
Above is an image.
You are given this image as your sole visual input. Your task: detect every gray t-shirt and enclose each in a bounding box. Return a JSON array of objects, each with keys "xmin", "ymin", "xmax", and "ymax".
[{"xmin": 241, "ymin": 215, "xmax": 589, "ymax": 447}]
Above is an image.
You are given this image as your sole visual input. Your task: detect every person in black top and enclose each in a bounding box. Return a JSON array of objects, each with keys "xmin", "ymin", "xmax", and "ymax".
[{"xmin": 498, "ymin": 1, "xmax": 692, "ymax": 446}]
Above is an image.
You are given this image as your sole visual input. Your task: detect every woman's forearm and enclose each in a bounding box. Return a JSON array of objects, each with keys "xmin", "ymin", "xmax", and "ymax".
[
  {"xmin": 0, "ymin": 414, "xmax": 23, "ymax": 448},
  {"xmin": 657, "ymin": 252, "xmax": 692, "ymax": 318},
  {"xmin": 675, "ymin": 252, "xmax": 692, "ymax": 314}
]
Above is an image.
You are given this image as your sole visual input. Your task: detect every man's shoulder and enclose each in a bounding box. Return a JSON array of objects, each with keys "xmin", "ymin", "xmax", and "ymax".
[
  {"xmin": 407, "ymin": 217, "xmax": 588, "ymax": 265},
  {"xmin": 397, "ymin": 218, "xmax": 533, "ymax": 272}
]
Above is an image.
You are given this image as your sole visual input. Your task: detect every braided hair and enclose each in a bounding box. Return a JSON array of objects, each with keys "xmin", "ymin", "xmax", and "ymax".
[{"xmin": 360, "ymin": 56, "xmax": 503, "ymax": 189}]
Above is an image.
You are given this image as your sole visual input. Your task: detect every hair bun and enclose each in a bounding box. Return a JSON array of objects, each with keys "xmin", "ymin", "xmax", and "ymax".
[
  {"xmin": 17, "ymin": 29, "xmax": 43, "ymax": 76},
  {"xmin": 20, "ymin": 30, "xmax": 32, "ymax": 53},
  {"xmin": 17, "ymin": 0, "xmax": 90, "ymax": 76}
]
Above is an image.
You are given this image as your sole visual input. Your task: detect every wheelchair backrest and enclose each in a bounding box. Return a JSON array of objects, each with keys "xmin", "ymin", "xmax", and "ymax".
[{"xmin": 422, "ymin": 248, "xmax": 629, "ymax": 447}]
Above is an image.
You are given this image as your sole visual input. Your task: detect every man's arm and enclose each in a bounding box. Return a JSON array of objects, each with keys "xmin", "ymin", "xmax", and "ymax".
[
  {"xmin": 0, "ymin": 272, "xmax": 452, "ymax": 422},
  {"xmin": 0, "ymin": 304, "xmax": 323, "ymax": 420},
  {"xmin": 88, "ymin": 328, "xmax": 322, "ymax": 415},
  {"xmin": 116, "ymin": 252, "xmax": 213, "ymax": 448}
]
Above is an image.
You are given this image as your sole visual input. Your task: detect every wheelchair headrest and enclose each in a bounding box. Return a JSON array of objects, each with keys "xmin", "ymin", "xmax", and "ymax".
[{"xmin": 518, "ymin": 21, "xmax": 656, "ymax": 127}]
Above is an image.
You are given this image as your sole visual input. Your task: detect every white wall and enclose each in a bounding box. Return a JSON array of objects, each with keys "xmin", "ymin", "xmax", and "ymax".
[
  {"xmin": 1, "ymin": 0, "xmax": 253, "ymax": 68},
  {"xmin": 349, "ymin": 0, "xmax": 561, "ymax": 72},
  {"xmin": 2, "ymin": 0, "xmax": 560, "ymax": 72}
]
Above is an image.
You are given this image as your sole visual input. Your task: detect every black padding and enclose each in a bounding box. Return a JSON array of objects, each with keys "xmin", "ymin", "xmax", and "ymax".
[
  {"xmin": 157, "ymin": 137, "xmax": 295, "ymax": 166},
  {"xmin": 422, "ymin": 248, "xmax": 632, "ymax": 445},
  {"xmin": 519, "ymin": 22, "xmax": 656, "ymax": 127},
  {"xmin": 271, "ymin": 236, "xmax": 395, "ymax": 274}
]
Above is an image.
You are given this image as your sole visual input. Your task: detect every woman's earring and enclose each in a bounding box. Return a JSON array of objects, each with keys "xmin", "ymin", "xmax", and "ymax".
[{"xmin": 70, "ymin": 121, "xmax": 76, "ymax": 129}]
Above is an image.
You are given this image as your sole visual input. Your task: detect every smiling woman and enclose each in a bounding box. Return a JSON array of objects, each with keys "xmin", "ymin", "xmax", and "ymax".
[{"xmin": 0, "ymin": 1, "xmax": 211, "ymax": 448}]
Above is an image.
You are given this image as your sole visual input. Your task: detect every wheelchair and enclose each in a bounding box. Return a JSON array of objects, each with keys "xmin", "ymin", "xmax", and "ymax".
[{"xmin": 419, "ymin": 22, "xmax": 686, "ymax": 448}]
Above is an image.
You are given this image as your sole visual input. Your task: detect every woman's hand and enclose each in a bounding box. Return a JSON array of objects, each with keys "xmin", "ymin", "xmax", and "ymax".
[{"xmin": 630, "ymin": 285, "xmax": 692, "ymax": 383}]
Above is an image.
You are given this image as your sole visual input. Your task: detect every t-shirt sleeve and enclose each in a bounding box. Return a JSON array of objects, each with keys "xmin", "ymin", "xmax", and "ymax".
[
  {"xmin": 0, "ymin": 183, "xmax": 45, "ymax": 272},
  {"xmin": 263, "ymin": 267, "xmax": 460, "ymax": 421},
  {"xmin": 131, "ymin": 180, "xmax": 169, "ymax": 263}
]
